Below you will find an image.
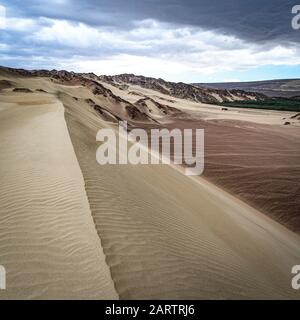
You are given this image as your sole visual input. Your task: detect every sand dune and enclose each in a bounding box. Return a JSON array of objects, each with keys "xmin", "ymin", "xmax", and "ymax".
[
  {"xmin": 64, "ymin": 88, "xmax": 300, "ymax": 299},
  {"xmin": 0, "ymin": 70, "xmax": 300, "ymax": 299},
  {"xmin": 0, "ymin": 91, "xmax": 117, "ymax": 299},
  {"xmin": 66, "ymin": 117, "xmax": 300, "ymax": 299}
]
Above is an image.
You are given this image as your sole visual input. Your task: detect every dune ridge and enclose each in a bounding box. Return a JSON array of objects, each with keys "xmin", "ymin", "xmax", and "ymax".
[
  {"xmin": 63, "ymin": 91, "xmax": 300, "ymax": 299},
  {"xmin": 0, "ymin": 91, "xmax": 117, "ymax": 299}
]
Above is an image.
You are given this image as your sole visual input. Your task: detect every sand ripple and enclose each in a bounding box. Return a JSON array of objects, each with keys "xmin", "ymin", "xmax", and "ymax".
[
  {"xmin": 0, "ymin": 94, "xmax": 117, "ymax": 299},
  {"xmin": 65, "ymin": 107, "xmax": 300, "ymax": 299}
]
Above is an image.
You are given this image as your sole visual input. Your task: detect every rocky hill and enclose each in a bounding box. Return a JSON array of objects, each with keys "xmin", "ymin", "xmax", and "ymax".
[
  {"xmin": 0, "ymin": 66, "xmax": 267, "ymax": 105},
  {"xmin": 99, "ymin": 74, "xmax": 267, "ymax": 104}
]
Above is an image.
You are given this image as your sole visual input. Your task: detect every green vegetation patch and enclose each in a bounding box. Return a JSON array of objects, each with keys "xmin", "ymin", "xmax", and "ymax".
[{"xmin": 218, "ymin": 98, "xmax": 300, "ymax": 112}]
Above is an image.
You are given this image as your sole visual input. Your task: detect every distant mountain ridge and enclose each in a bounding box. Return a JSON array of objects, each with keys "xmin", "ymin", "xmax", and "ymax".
[
  {"xmin": 98, "ymin": 73, "xmax": 266, "ymax": 104},
  {"xmin": 194, "ymin": 79, "xmax": 300, "ymax": 98},
  {"xmin": 0, "ymin": 66, "xmax": 268, "ymax": 104}
]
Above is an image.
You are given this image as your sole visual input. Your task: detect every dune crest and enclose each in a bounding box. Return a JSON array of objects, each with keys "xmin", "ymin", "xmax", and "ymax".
[
  {"xmin": 63, "ymin": 84, "xmax": 300, "ymax": 299},
  {"xmin": 0, "ymin": 91, "xmax": 117, "ymax": 299}
]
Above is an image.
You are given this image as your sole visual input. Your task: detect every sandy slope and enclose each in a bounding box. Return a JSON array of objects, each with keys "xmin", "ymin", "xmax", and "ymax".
[
  {"xmin": 139, "ymin": 119, "xmax": 300, "ymax": 233},
  {"xmin": 64, "ymin": 92, "xmax": 300, "ymax": 299},
  {"xmin": 0, "ymin": 91, "xmax": 117, "ymax": 299},
  {"xmin": 99, "ymin": 81, "xmax": 298, "ymax": 126},
  {"xmin": 99, "ymin": 79, "xmax": 300, "ymax": 232},
  {"xmin": 0, "ymin": 73, "xmax": 300, "ymax": 299}
]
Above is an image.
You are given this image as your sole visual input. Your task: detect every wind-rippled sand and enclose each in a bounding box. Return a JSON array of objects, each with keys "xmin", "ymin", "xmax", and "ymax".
[
  {"xmin": 0, "ymin": 92, "xmax": 117, "ymax": 299},
  {"xmin": 0, "ymin": 74, "xmax": 300, "ymax": 299},
  {"xmin": 64, "ymin": 94, "xmax": 300, "ymax": 299}
]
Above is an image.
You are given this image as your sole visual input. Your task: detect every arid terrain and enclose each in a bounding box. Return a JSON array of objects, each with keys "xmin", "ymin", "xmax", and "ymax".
[
  {"xmin": 0, "ymin": 66, "xmax": 300, "ymax": 299},
  {"xmin": 196, "ymin": 79, "xmax": 300, "ymax": 98}
]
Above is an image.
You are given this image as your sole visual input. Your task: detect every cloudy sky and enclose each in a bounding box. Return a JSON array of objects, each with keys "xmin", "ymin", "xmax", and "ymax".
[{"xmin": 0, "ymin": 0, "xmax": 299, "ymax": 82}]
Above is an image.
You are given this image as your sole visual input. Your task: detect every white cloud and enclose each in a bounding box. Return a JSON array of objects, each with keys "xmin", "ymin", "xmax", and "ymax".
[
  {"xmin": 0, "ymin": 43, "xmax": 9, "ymax": 50},
  {"xmin": 5, "ymin": 17, "xmax": 37, "ymax": 32},
  {"xmin": 70, "ymin": 54, "xmax": 189, "ymax": 78},
  {"xmin": 4, "ymin": 17, "xmax": 300, "ymax": 81},
  {"xmin": 32, "ymin": 19, "xmax": 149, "ymax": 50},
  {"xmin": 0, "ymin": 5, "xmax": 6, "ymax": 29}
]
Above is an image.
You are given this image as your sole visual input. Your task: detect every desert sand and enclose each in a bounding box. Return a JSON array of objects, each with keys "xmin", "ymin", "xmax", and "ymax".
[
  {"xmin": 103, "ymin": 79, "xmax": 300, "ymax": 232},
  {"xmin": 137, "ymin": 119, "xmax": 300, "ymax": 233},
  {"xmin": 0, "ymin": 90, "xmax": 117, "ymax": 299},
  {"xmin": 0, "ymin": 70, "xmax": 300, "ymax": 299}
]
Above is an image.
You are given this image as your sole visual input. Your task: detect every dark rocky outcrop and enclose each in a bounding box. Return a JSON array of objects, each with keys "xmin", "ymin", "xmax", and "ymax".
[
  {"xmin": 134, "ymin": 97, "xmax": 182, "ymax": 116},
  {"xmin": 13, "ymin": 87, "xmax": 33, "ymax": 93},
  {"xmin": 0, "ymin": 79, "xmax": 13, "ymax": 90}
]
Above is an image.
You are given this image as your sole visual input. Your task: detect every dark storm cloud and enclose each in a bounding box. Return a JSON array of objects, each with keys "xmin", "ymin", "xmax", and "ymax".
[{"xmin": 3, "ymin": 0, "xmax": 300, "ymax": 43}]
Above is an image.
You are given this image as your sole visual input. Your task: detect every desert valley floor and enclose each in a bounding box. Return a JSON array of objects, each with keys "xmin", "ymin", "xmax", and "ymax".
[{"xmin": 0, "ymin": 67, "xmax": 300, "ymax": 299}]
